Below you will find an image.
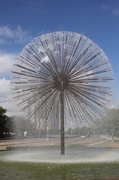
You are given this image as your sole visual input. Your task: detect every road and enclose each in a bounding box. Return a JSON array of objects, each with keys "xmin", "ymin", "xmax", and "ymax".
[{"xmin": 0, "ymin": 135, "xmax": 111, "ymax": 149}]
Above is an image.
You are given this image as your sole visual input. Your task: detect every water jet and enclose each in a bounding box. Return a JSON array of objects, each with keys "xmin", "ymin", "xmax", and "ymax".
[{"xmin": 11, "ymin": 31, "xmax": 113, "ymax": 156}]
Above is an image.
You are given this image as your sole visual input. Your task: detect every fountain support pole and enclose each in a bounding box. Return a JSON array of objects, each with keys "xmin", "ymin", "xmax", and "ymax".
[{"xmin": 60, "ymin": 81, "xmax": 65, "ymax": 155}]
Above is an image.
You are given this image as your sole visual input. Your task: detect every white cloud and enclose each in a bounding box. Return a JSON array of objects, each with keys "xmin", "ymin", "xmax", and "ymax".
[
  {"xmin": 101, "ymin": 4, "xmax": 119, "ymax": 16},
  {"xmin": 0, "ymin": 77, "xmax": 10, "ymax": 97},
  {"xmin": 0, "ymin": 52, "xmax": 25, "ymax": 116},
  {"xmin": 0, "ymin": 77, "xmax": 24, "ymax": 116},
  {"xmin": 0, "ymin": 52, "xmax": 17, "ymax": 76},
  {"xmin": 0, "ymin": 26, "xmax": 32, "ymax": 44},
  {"xmin": 0, "ymin": 52, "xmax": 16, "ymax": 115},
  {"xmin": 101, "ymin": 4, "xmax": 110, "ymax": 11},
  {"xmin": 112, "ymin": 9, "xmax": 119, "ymax": 16}
]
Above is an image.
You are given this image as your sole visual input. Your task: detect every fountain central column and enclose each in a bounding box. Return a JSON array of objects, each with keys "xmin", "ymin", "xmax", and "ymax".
[{"xmin": 60, "ymin": 81, "xmax": 65, "ymax": 155}]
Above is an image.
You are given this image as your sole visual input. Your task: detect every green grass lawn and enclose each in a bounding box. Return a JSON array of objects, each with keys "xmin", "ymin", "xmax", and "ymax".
[
  {"xmin": 0, "ymin": 160, "xmax": 119, "ymax": 180},
  {"xmin": 1, "ymin": 136, "xmax": 119, "ymax": 179},
  {"xmin": 0, "ymin": 147, "xmax": 6, "ymax": 151},
  {"xmin": 89, "ymin": 140, "xmax": 119, "ymax": 148}
]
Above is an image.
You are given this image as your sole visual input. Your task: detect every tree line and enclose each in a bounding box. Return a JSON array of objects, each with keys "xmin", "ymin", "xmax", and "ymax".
[
  {"xmin": 91, "ymin": 108, "xmax": 119, "ymax": 141},
  {"xmin": 0, "ymin": 106, "xmax": 40, "ymax": 139},
  {"xmin": 67, "ymin": 108, "xmax": 119, "ymax": 141},
  {"xmin": 0, "ymin": 106, "xmax": 119, "ymax": 140}
]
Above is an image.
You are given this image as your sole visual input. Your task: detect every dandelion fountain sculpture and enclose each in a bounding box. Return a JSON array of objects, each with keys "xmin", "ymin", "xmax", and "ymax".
[{"xmin": 11, "ymin": 31, "xmax": 113, "ymax": 155}]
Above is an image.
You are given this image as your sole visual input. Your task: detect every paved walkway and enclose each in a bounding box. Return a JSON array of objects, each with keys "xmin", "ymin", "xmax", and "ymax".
[
  {"xmin": 0, "ymin": 136, "xmax": 111, "ymax": 150},
  {"xmin": 0, "ymin": 136, "xmax": 88, "ymax": 149}
]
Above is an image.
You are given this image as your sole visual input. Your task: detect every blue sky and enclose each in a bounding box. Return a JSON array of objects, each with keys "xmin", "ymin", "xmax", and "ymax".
[{"xmin": 0, "ymin": 0, "xmax": 119, "ymax": 115}]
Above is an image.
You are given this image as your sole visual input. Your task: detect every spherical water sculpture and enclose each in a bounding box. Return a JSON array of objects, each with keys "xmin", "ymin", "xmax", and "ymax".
[{"xmin": 11, "ymin": 31, "xmax": 113, "ymax": 155}]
